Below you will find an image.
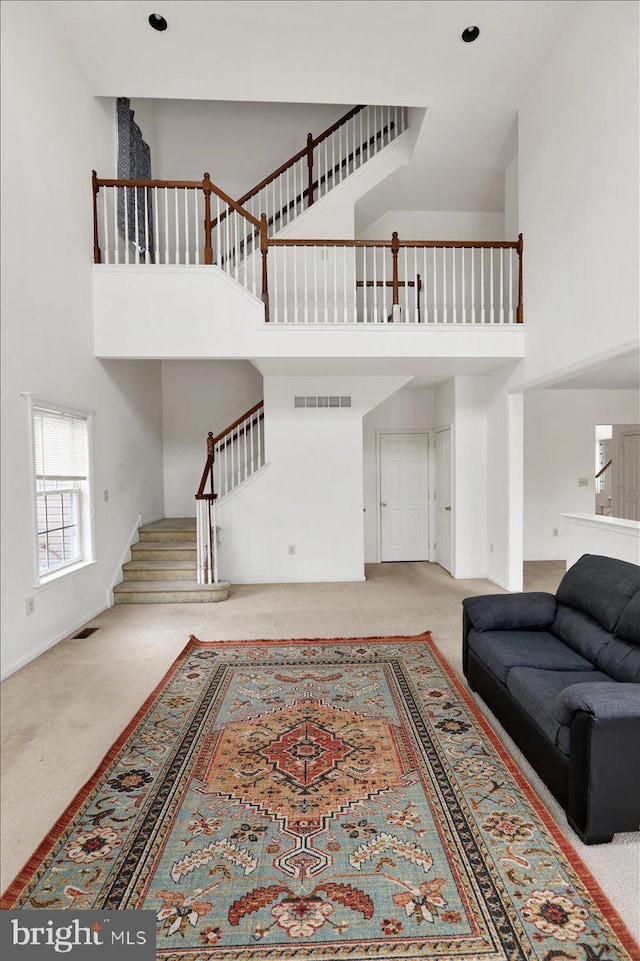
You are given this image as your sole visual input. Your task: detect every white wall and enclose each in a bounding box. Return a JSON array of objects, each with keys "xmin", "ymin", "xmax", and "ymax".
[
  {"xmin": 131, "ymin": 98, "xmax": 349, "ymax": 198},
  {"xmin": 358, "ymin": 211, "xmax": 505, "ymax": 242},
  {"xmin": 517, "ymin": 0, "xmax": 639, "ymax": 387},
  {"xmin": 504, "ymin": 155, "xmax": 519, "ymax": 238},
  {"xmin": 1, "ymin": 3, "xmax": 165, "ymax": 678},
  {"xmin": 363, "ymin": 388, "xmax": 434, "ymax": 561},
  {"xmin": 162, "ymin": 360, "xmax": 263, "ymax": 516},
  {"xmin": 216, "ymin": 376, "xmax": 410, "ymax": 583},
  {"xmin": 452, "ymin": 377, "xmax": 488, "ymax": 579},
  {"xmin": 524, "ymin": 390, "xmax": 639, "ymax": 560}
]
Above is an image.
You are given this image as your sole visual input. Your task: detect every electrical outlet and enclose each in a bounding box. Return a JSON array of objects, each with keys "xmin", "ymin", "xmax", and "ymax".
[
  {"xmin": 25, "ymin": 596, "xmax": 35, "ymax": 615},
  {"xmin": 288, "ymin": 545, "xmax": 296, "ymax": 555},
  {"xmin": 103, "ymin": 489, "xmax": 109, "ymax": 502},
  {"xmin": 552, "ymin": 528, "xmax": 559, "ymax": 537},
  {"xmin": 578, "ymin": 478, "xmax": 589, "ymax": 487}
]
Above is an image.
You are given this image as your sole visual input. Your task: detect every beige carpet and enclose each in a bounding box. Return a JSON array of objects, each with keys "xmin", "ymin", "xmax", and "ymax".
[{"xmin": 1, "ymin": 560, "xmax": 638, "ymax": 940}]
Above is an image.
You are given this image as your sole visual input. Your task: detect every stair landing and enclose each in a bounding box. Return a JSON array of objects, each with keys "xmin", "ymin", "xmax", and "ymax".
[{"xmin": 115, "ymin": 518, "xmax": 229, "ymax": 604}]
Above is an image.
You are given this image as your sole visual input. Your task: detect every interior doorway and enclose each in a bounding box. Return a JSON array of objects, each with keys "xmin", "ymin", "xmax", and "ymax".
[{"xmin": 379, "ymin": 432, "xmax": 429, "ymax": 562}]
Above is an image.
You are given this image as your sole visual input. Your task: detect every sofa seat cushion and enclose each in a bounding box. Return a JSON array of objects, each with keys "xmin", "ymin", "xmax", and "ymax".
[
  {"xmin": 467, "ymin": 629, "xmax": 595, "ymax": 684},
  {"xmin": 556, "ymin": 554, "xmax": 640, "ymax": 632},
  {"xmin": 506, "ymin": 668, "xmax": 612, "ymax": 756}
]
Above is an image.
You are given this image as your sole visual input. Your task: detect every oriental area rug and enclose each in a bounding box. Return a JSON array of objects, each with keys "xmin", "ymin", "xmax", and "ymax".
[{"xmin": 3, "ymin": 633, "xmax": 638, "ymax": 961}]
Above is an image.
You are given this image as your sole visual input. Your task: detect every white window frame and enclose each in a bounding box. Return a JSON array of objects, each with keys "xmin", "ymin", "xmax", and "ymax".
[{"xmin": 24, "ymin": 393, "xmax": 96, "ymax": 589}]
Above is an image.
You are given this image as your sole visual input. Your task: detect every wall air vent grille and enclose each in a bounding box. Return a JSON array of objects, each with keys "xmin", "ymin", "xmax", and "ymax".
[{"xmin": 294, "ymin": 396, "xmax": 352, "ymax": 409}]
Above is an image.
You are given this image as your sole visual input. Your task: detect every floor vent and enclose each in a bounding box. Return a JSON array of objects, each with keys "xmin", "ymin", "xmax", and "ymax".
[
  {"xmin": 294, "ymin": 395, "xmax": 352, "ymax": 409},
  {"xmin": 73, "ymin": 627, "xmax": 99, "ymax": 639}
]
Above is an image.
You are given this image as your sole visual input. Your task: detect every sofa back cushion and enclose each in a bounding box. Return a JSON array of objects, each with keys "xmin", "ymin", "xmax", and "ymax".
[
  {"xmin": 615, "ymin": 593, "xmax": 640, "ymax": 646},
  {"xmin": 551, "ymin": 604, "xmax": 614, "ymax": 663},
  {"xmin": 556, "ymin": 555, "xmax": 640, "ymax": 632},
  {"xmin": 596, "ymin": 638, "xmax": 640, "ymax": 683}
]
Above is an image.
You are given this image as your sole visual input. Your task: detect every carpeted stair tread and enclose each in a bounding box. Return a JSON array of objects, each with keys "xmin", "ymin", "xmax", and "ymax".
[
  {"xmin": 138, "ymin": 518, "xmax": 196, "ymax": 534},
  {"xmin": 114, "ymin": 580, "xmax": 225, "ymax": 592},
  {"xmin": 123, "ymin": 560, "xmax": 197, "ymax": 570},
  {"xmin": 131, "ymin": 541, "xmax": 197, "ymax": 552}
]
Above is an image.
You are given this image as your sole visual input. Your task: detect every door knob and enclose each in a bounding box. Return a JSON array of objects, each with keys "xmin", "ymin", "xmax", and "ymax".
[
  {"xmin": 381, "ymin": 502, "xmax": 387, "ymax": 507},
  {"xmin": 444, "ymin": 506, "xmax": 451, "ymax": 511}
]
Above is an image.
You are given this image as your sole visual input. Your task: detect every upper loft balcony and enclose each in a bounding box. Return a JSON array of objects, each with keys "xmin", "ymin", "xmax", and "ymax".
[{"xmin": 91, "ymin": 104, "xmax": 525, "ymax": 363}]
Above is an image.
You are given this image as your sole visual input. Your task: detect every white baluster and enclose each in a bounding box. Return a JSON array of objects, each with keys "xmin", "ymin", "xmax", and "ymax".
[
  {"xmin": 358, "ymin": 110, "xmax": 363, "ymax": 169},
  {"xmin": 225, "ymin": 203, "xmax": 230, "ymax": 275},
  {"xmin": 211, "ymin": 499, "xmax": 218, "ymax": 585},
  {"xmin": 133, "ymin": 187, "xmax": 140, "ymax": 264},
  {"xmin": 451, "ymin": 245, "xmax": 456, "ymax": 323},
  {"xmin": 481, "ymin": 248, "xmax": 485, "ymax": 324},
  {"xmin": 509, "ymin": 248, "xmax": 514, "ymax": 323},
  {"xmin": 293, "ymin": 245, "xmax": 299, "ymax": 323},
  {"xmin": 314, "ymin": 246, "xmax": 319, "ymax": 323},
  {"xmin": 333, "ymin": 246, "xmax": 338, "ymax": 323},
  {"xmin": 101, "ymin": 188, "xmax": 109, "ymax": 264},
  {"xmin": 274, "ymin": 243, "xmax": 279, "ymax": 323},
  {"xmin": 343, "ymin": 247, "xmax": 348, "ymax": 323},
  {"xmin": 283, "ymin": 244, "xmax": 288, "ymax": 323},
  {"xmin": 304, "ymin": 246, "xmax": 309, "ymax": 323},
  {"xmin": 113, "ymin": 187, "xmax": 120, "ymax": 264},
  {"xmin": 363, "ymin": 246, "xmax": 368, "ymax": 323},
  {"xmin": 373, "ymin": 244, "xmax": 378, "ymax": 323},
  {"xmin": 331, "ymin": 129, "xmax": 336, "ymax": 189},
  {"xmin": 366, "ymin": 106, "xmax": 371, "ymax": 158},
  {"xmin": 461, "ymin": 246, "xmax": 466, "ymax": 323},
  {"xmin": 173, "ymin": 188, "xmax": 179, "ymax": 264},
  {"xmin": 423, "ymin": 249, "xmax": 428, "ymax": 323},
  {"xmin": 403, "ymin": 247, "xmax": 409, "ymax": 322},
  {"xmin": 499, "ymin": 248, "xmax": 504, "ymax": 323},
  {"xmin": 443, "ymin": 246, "xmax": 448, "ymax": 323},
  {"xmin": 124, "ymin": 187, "xmax": 130, "ymax": 264},
  {"xmin": 193, "ymin": 188, "xmax": 199, "ymax": 265},
  {"xmin": 323, "ymin": 245, "xmax": 328, "ymax": 323},
  {"xmin": 250, "ymin": 415, "xmax": 255, "ymax": 474},
  {"xmin": 257, "ymin": 411, "xmax": 263, "ymax": 467},
  {"xmin": 183, "ymin": 188, "xmax": 189, "ymax": 265},
  {"xmin": 471, "ymin": 247, "xmax": 475, "ymax": 323},
  {"xmin": 490, "ymin": 248, "xmax": 494, "ymax": 324},
  {"xmin": 433, "ymin": 248, "xmax": 438, "ymax": 323},
  {"xmin": 154, "ymin": 187, "xmax": 160, "ymax": 264},
  {"xmin": 163, "ymin": 189, "xmax": 169, "ymax": 264},
  {"xmin": 382, "ymin": 244, "xmax": 387, "ymax": 323}
]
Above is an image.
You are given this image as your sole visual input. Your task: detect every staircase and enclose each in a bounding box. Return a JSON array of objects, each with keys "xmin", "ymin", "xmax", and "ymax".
[{"xmin": 114, "ymin": 518, "xmax": 229, "ymax": 604}]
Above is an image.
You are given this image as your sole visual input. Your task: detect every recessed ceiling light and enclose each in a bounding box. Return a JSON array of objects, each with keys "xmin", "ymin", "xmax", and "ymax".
[
  {"xmin": 461, "ymin": 25, "xmax": 480, "ymax": 43},
  {"xmin": 148, "ymin": 13, "xmax": 168, "ymax": 32}
]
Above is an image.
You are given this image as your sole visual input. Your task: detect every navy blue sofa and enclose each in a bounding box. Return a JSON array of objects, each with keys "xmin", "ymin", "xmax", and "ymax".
[{"xmin": 462, "ymin": 554, "xmax": 640, "ymax": 844}]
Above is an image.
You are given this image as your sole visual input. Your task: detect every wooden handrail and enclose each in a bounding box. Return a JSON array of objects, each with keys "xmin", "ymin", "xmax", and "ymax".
[
  {"xmin": 215, "ymin": 411, "xmax": 264, "ymax": 454},
  {"xmin": 235, "ymin": 105, "xmax": 366, "ymax": 207},
  {"xmin": 595, "ymin": 458, "xmax": 613, "ymax": 480},
  {"xmin": 211, "ymin": 400, "xmax": 265, "ymax": 446},
  {"xmin": 268, "ymin": 238, "xmax": 520, "ymax": 249}
]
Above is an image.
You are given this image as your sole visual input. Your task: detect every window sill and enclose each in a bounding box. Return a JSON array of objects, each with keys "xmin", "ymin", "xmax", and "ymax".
[{"xmin": 35, "ymin": 559, "xmax": 98, "ymax": 593}]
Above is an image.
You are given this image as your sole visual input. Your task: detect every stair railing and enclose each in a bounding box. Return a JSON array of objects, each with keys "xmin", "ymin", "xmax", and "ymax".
[
  {"xmin": 231, "ymin": 104, "xmax": 408, "ymax": 235},
  {"xmin": 260, "ymin": 233, "xmax": 524, "ymax": 325},
  {"xmin": 194, "ymin": 401, "xmax": 266, "ymax": 582}
]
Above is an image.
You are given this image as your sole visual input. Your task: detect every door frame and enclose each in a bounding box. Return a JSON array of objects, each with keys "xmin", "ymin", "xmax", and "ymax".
[
  {"xmin": 375, "ymin": 429, "xmax": 435, "ymax": 564},
  {"xmin": 434, "ymin": 425, "xmax": 455, "ymax": 575}
]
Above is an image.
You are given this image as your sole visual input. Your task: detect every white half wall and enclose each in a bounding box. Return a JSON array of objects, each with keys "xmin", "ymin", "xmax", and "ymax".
[
  {"xmin": 1, "ymin": 3, "xmax": 165, "ymax": 678},
  {"xmin": 162, "ymin": 360, "xmax": 263, "ymax": 517},
  {"xmin": 363, "ymin": 388, "xmax": 435, "ymax": 561},
  {"xmin": 524, "ymin": 389, "xmax": 640, "ymax": 560},
  {"xmin": 517, "ymin": 0, "xmax": 639, "ymax": 387},
  {"xmin": 217, "ymin": 376, "xmax": 410, "ymax": 583}
]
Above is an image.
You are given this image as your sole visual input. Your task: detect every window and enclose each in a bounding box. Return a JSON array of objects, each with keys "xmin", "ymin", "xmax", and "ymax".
[{"xmin": 31, "ymin": 402, "xmax": 93, "ymax": 582}]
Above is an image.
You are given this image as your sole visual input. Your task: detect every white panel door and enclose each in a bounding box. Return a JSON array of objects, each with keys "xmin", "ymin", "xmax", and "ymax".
[
  {"xmin": 620, "ymin": 432, "xmax": 640, "ymax": 520},
  {"xmin": 435, "ymin": 429, "xmax": 452, "ymax": 573},
  {"xmin": 380, "ymin": 433, "xmax": 429, "ymax": 562}
]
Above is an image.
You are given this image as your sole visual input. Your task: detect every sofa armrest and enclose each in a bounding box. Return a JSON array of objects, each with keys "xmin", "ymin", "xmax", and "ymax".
[
  {"xmin": 462, "ymin": 592, "xmax": 557, "ymax": 633},
  {"xmin": 555, "ymin": 683, "xmax": 640, "ymax": 725}
]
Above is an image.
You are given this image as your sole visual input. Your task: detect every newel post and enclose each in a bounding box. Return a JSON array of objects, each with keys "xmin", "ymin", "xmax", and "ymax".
[
  {"xmin": 390, "ymin": 231, "xmax": 400, "ymax": 321},
  {"xmin": 207, "ymin": 431, "xmax": 215, "ymax": 499},
  {"xmin": 92, "ymin": 170, "xmax": 101, "ymax": 264},
  {"xmin": 203, "ymin": 173, "xmax": 213, "ymax": 265},
  {"xmin": 516, "ymin": 232, "xmax": 524, "ymax": 324},
  {"xmin": 260, "ymin": 213, "xmax": 270, "ymax": 323},
  {"xmin": 306, "ymin": 133, "xmax": 315, "ymax": 207}
]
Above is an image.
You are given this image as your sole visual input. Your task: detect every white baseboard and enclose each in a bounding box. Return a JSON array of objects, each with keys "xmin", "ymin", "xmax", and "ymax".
[
  {"xmin": 1, "ymin": 601, "xmax": 109, "ymax": 681},
  {"xmin": 231, "ymin": 575, "xmax": 367, "ymax": 585},
  {"xmin": 524, "ymin": 554, "xmax": 566, "ymax": 562},
  {"xmin": 486, "ymin": 575, "xmax": 509, "ymax": 591}
]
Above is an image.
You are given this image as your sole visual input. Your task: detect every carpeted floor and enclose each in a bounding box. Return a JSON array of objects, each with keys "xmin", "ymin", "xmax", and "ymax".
[{"xmin": 1, "ymin": 561, "xmax": 638, "ymax": 941}]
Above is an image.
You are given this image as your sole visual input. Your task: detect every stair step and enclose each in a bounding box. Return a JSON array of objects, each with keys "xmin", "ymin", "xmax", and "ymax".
[
  {"xmin": 131, "ymin": 541, "xmax": 197, "ymax": 561},
  {"xmin": 113, "ymin": 580, "xmax": 230, "ymax": 604},
  {"xmin": 138, "ymin": 518, "xmax": 196, "ymax": 542},
  {"xmin": 123, "ymin": 559, "xmax": 197, "ymax": 581}
]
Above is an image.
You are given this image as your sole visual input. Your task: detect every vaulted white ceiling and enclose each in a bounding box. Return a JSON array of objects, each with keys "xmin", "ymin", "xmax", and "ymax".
[{"xmin": 44, "ymin": 0, "xmax": 576, "ymax": 214}]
